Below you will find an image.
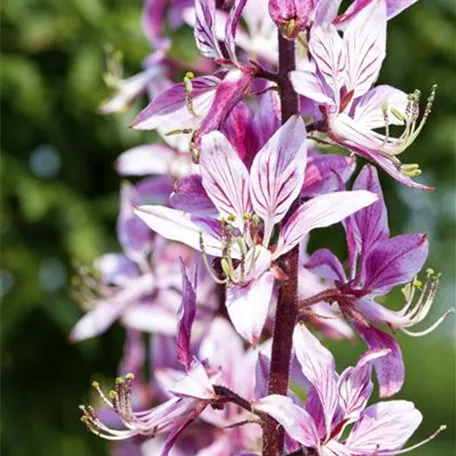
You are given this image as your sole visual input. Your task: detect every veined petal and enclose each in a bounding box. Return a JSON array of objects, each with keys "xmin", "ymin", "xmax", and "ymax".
[
  {"xmin": 314, "ymin": 0, "xmax": 343, "ymax": 25},
  {"xmin": 176, "ymin": 262, "xmax": 198, "ymax": 370},
  {"xmin": 363, "ymin": 233, "xmax": 428, "ymax": 294},
  {"xmin": 349, "ymin": 143, "xmax": 435, "ymax": 191},
  {"xmin": 252, "ymin": 88, "xmax": 281, "ymax": 152},
  {"xmin": 131, "ymin": 76, "xmax": 219, "ymax": 131},
  {"xmin": 134, "ymin": 205, "xmax": 229, "ymax": 258},
  {"xmin": 354, "ymin": 322, "xmax": 404, "ymax": 398},
  {"xmin": 255, "ymin": 395, "xmax": 320, "ymax": 449},
  {"xmin": 338, "ymin": 348, "xmax": 390, "ymax": 422},
  {"xmin": 353, "ymin": 85, "xmax": 408, "ymax": 129},
  {"xmin": 116, "ymin": 144, "xmax": 175, "ymax": 176},
  {"xmin": 225, "ymin": 0, "xmax": 248, "ymax": 64},
  {"xmin": 250, "ymin": 115, "xmax": 308, "ymax": 245},
  {"xmin": 274, "ymin": 191, "xmax": 378, "ymax": 259},
  {"xmin": 200, "ymin": 131, "xmax": 251, "ymax": 225},
  {"xmin": 226, "ymin": 271, "xmax": 275, "ymax": 345},
  {"xmin": 221, "ymin": 101, "xmax": 255, "ymax": 165},
  {"xmin": 194, "ymin": 0, "xmax": 224, "ymax": 60},
  {"xmin": 195, "ymin": 69, "xmax": 253, "ymax": 144},
  {"xmin": 344, "ymin": 0, "xmax": 387, "ymax": 99},
  {"xmin": 293, "ymin": 324, "xmax": 338, "ymax": 438},
  {"xmin": 337, "ymin": 0, "xmax": 419, "ymax": 25},
  {"xmin": 350, "ymin": 165, "xmax": 389, "ymax": 262},
  {"xmin": 309, "ymin": 23, "xmax": 346, "ymax": 104},
  {"xmin": 302, "ymin": 154, "xmax": 356, "ymax": 197},
  {"xmin": 306, "ymin": 248, "xmax": 347, "ymax": 282},
  {"xmin": 290, "ymin": 70, "xmax": 335, "ymax": 106},
  {"xmin": 346, "ymin": 400, "xmax": 422, "ymax": 452},
  {"xmin": 170, "ymin": 174, "xmax": 217, "ymax": 215}
]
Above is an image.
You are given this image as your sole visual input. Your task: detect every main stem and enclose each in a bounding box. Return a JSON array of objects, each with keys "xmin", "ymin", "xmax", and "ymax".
[{"xmin": 262, "ymin": 33, "xmax": 299, "ymax": 456}]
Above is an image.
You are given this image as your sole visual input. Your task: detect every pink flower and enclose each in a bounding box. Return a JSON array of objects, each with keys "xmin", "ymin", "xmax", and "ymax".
[
  {"xmin": 291, "ymin": 0, "xmax": 435, "ymax": 190},
  {"xmin": 255, "ymin": 324, "xmax": 442, "ymax": 455},
  {"xmin": 135, "ymin": 116, "xmax": 377, "ymax": 344}
]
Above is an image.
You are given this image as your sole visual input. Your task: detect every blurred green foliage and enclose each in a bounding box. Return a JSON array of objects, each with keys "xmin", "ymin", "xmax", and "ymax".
[{"xmin": 1, "ymin": 0, "xmax": 455, "ymax": 455}]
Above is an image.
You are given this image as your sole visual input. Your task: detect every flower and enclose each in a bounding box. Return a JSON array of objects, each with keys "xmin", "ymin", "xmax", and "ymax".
[
  {"xmin": 255, "ymin": 323, "xmax": 445, "ymax": 455},
  {"xmin": 306, "ymin": 164, "xmax": 453, "ymax": 396},
  {"xmin": 135, "ymin": 116, "xmax": 377, "ymax": 344},
  {"xmin": 291, "ymin": 0, "xmax": 435, "ymax": 190}
]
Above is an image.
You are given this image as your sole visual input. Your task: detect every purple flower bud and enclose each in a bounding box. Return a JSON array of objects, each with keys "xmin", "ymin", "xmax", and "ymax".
[{"xmin": 269, "ymin": 0, "xmax": 315, "ymax": 39}]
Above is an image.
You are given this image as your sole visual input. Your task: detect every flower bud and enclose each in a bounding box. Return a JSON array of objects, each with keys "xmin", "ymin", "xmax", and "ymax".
[{"xmin": 269, "ymin": 0, "xmax": 314, "ymax": 39}]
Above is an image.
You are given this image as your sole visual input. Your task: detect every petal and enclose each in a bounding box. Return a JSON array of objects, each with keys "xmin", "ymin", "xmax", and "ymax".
[
  {"xmin": 309, "ymin": 23, "xmax": 346, "ymax": 103},
  {"xmin": 176, "ymin": 262, "xmax": 198, "ymax": 370},
  {"xmin": 250, "ymin": 115, "xmax": 308, "ymax": 244},
  {"xmin": 351, "ymin": 144, "xmax": 435, "ymax": 191},
  {"xmin": 200, "ymin": 131, "xmax": 251, "ymax": 225},
  {"xmin": 94, "ymin": 253, "xmax": 138, "ymax": 287},
  {"xmin": 349, "ymin": 165, "xmax": 389, "ymax": 262},
  {"xmin": 97, "ymin": 67, "xmax": 163, "ymax": 115},
  {"xmin": 352, "ymin": 85, "xmax": 408, "ymax": 129},
  {"xmin": 194, "ymin": 69, "xmax": 253, "ymax": 144},
  {"xmin": 142, "ymin": 0, "xmax": 168, "ymax": 48},
  {"xmin": 199, "ymin": 317, "xmax": 245, "ymax": 377},
  {"xmin": 293, "ymin": 324, "xmax": 338, "ymax": 437},
  {"xmin": 301, "ymin": 154, "xmax": 356, "ymax": 197},
  {"xmin": 343, "ymin": 0, "xmax": 387, "ymax": 99},
  {"xmin": 225, "ymin": 0, "xmax": 248, "ymax": 64},
  {"xmin": 290, "ymin": 70, "xmax": 335, "ymax": 105},
  {"xmin": 346, "ymin": 400, "xmax": 422, "ymax": 452},
  {"xmin": 70, "ymin": 274, "xmax": 155, "ymax": 341},
  {"xmin": 221, "ymin": 101, "xmax": 255, "ymax": 165},
  {"xmin": 252, "ymin": 89, "xmax": 280, "ymax": 153},
  {"xmin": 354, "ymin": 322, "xmax": 404, "ymax": 397},
  {"xmin": 131, "ymin": 76, "xmax": 219, "ymax": 131},
  {"xmin": 116, "ymin": 144, "xmax": 175, "ymax": 176},
  {"xmin": 117, "ymin": 182, "xmax": 154, "ymax": 257},
  {"xmin": 134, "ymin": 205, "xmax": 228, "ymax": 258},
  {"xmin": 226, "ymin": 271, "xmax": 275, "ymax": 345},
  {"xmin": 306, "ymin": 248, "xmax": 346, "ymax": 282},
  {"xmin": 193, "ymin": 0, "xmax": 224, "ymax": 60},
  {"xmin": 169, "ymin": 358, "xmax": 216, "ymax": 400},
  {"xmin": 314, "ymin": 0, "xmax": 344, "ymax": 25},
  {"xmin": 337, "ymin": 348, "xmax": 390, "ymax": 422},
  {"xmin": 274, "ymin": 191, "xmax": 379, "ymax": 258},
  {"xmin": 363, "ymin": 233, "xmax": 428, "ymax": 294},
  {"xmin": 254, "ymin": 395, "xmax": 320, "ymax": 448},
  {"xmin": 337, "ymin": 0, "xmax": 419, "ymax": 25},
  {"xmin": 170, "ymin": 174, "xmax": 217, "ymax": 215}
]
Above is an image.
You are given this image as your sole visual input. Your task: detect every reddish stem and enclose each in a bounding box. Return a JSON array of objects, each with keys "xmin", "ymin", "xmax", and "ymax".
[{"xmin": 262, "ymin": 33, "xmax": 300, "ymax": 456}]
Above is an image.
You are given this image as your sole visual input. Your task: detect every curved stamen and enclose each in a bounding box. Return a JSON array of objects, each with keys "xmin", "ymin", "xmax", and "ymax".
[
  {"xmin": 199, "ymin": 232, "xmax": 227, "ymax": 285},
  {"xmin": 379, "ymin": 425, "xmax": 447, "ymax": 455}
]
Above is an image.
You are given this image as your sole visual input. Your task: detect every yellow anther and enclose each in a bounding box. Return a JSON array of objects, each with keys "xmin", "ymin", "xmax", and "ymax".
[
  {"xmin": 227, "ymin": 214, "xmax": 236, "ymax": 223},
  {"xmin": 413, "ymin": 279, "xmax": 422, "ymax": 289},
  {"xmin": 185, "ymin": 71, "xmax": 195, "ymax": 80},
  {"xmin": 91, "ymin": 381, "xmax": 100, "ymax": 388},
  {"xmin": 109, "ymin": 390, "xmax": 117, "ymax": 399},
  {"xmin": 125, "ymin": 373, "xmax": 135, "ymax": 381},
  {"xmin": 401, "ymin": 163, "xmax": 421, "ymax": 177},
  {"xmin": 221, "ymin": 258, "xmax": 233, "ymax": 278},
  {"xmin": 391, "ymin": 108, "xmax": 405, "ymax": 122}
]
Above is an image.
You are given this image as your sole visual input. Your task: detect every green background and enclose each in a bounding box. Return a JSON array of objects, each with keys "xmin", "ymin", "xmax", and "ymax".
[{"xmin": 1, "ymin": 0, "xmax": 455, "ymax": 455}]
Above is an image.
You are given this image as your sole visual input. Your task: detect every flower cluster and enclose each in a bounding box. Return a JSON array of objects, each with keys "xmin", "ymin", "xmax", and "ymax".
[{"xmin": 73, "ymin": 1, "xmax": 452, "ymax": 455}]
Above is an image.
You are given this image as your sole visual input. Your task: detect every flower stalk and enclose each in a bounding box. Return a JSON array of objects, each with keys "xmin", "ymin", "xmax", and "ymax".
[{"xmin": 262, "ymin": 31, "xmax": 300, "ymax": 456}]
